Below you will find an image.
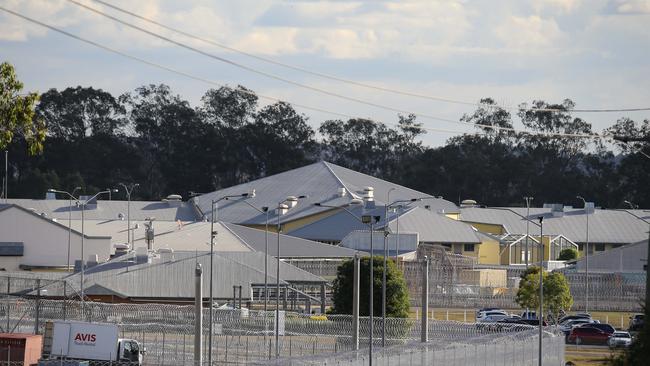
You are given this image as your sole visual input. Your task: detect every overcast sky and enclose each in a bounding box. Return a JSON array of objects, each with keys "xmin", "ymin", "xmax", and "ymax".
[{"xmin": 1, "ymin": 0, "xmax": 649, "ymax": 146}]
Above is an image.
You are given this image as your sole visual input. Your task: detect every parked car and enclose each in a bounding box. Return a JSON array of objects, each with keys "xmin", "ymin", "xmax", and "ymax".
[
  {"xmin": 579, "ymin": 323, "xmax": 616, "ymax": 335},
  {"xmin": 499, "ymin": 318, "xmax": 547, "ymax": 326},
  {"xmin": 608, "ymin": 331, "xmax": 633, "ymax": 348},
  {"xmin": 478, "ymin": 313, "xmax": 510, "ymax": 323},
  {"xmin": 567, "ymin": 327, "xmax": 610, "ymax": 345},
  {"xmin": 559, "ymin": 314, "xmax": 591, "ymax": 324},
  {"xmin": 521, "ymin": 310, "xmax": 537, "ymax": 320},
  {"xmin": 629, "ymin": 314, "xmax": 644, "ymax": 331},
  {"xmin": 560, "ymin": 319, "xmax": 596, "ymax": 335},
  {"xmin": 476, "ymin": 308, "xmax": 505, "ymax": 317}
]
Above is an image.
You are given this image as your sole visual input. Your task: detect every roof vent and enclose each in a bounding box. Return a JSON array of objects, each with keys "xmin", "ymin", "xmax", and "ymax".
[
  {"xmin": 79, "ymin": 195, "xmax": 98, "ymax": 206},
  {"xmin": 135, "ymin": 247, "xmax": 150, "ymax": 264},
  {"xmin": 547, "ymin": 203, "xmax": 564, "ymax": 217},
  {"xmin": 337, "ymin": 187, "xmax": 347, "ymax": 197},
  {"xmin": 460, "ymin": 199, "xmax": 477, "ymax": 208},
  {"xmin": 363, "ymin": 187, "xmax": 374, "ymax": 199},
  {"xmin": 584, "ymin": 202, "xmax": 595, "ymax": 214},
  {"xmin": 165, "ymin": 194, "xmax": 183, "ymax": 208},
  {"xmin": 45, "ymin": 192, "xmax": 56, "ymax": 200}
]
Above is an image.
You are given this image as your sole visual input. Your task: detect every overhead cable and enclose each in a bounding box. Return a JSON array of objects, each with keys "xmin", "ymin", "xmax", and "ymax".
[
  {"xmin": 0, "ymin": 5, "xmax": 480, "ymax": 137},
  {"xmin": 62, "ymin": 0, "xmax": 605, "ymax": 138},
  {"xmin": 86, "ymin": 0, "xmax": 650, "ymax": 114},
  {"xmin": 0, "ymin": 6, "xmax": 604, "ymax": 139}
]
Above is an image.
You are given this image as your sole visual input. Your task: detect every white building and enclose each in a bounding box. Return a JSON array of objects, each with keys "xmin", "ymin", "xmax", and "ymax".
[{"xmin": 0, "ymin": 204, "xmax": 110, "ymax": 271}]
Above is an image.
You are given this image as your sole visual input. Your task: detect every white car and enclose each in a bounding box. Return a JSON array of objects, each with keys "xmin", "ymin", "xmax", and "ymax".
[
  {"xmin": 608, "ymin": 331, "xmax": 633, "ymax": 348},
  {"xmin": 477, "ymin": 311, "xmax": 510, "ymax": 323}
]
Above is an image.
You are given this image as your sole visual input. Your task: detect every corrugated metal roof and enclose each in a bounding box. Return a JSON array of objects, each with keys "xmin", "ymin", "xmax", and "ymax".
[
  {"xmin": 287, "ymin": 205, "xmax": 479, "ymax": 244},
  {"xmin": 574, "ymin": 239, "xmax": 648, "ymax": 272},
  {"xmin": 195, "ymin": 161, "xmax": 459, "ymax": 226},
  {"xmin": 389, "ymin": 207, "xmax": 481, "ymax": 244},
  {"xmin": 57, "ymin": 251, "xmax": 325, "ymax": 300},
  {"xmin": 460, "ymin": 207, "xmax": 649, "ymax": 244},
  {"xmin": 222, "ymin": 222, "xmax": 361, "ymax": 258},
  {"xmin": 5, "ymin": 199, "xmax": 199, "ymax": 222}
]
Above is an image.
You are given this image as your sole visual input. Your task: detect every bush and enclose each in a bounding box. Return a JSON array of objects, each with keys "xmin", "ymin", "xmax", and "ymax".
[
  {"xmin": 558, "ymin": 248, "xmax": 578, "ymax": 261},
  {"xmin": 330, "ymin": 256, "xmax": 410, "ymax": 318}
]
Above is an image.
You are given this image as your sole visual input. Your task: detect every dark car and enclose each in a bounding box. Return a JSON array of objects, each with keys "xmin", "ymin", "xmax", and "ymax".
[
  {"xmin": 629, "ymin": 314, "xmax": 644, "ymax": 331},
  {"xmin": 567, "ymin": 327, "xmax": 610, "ymax": 345},
  {"xmin": 579, "ymin": 323, "xmax": 616, "ymax": 335},
  {"xmin": 559, "ymin": 314, "xmax": 591, "ymax": 324}
]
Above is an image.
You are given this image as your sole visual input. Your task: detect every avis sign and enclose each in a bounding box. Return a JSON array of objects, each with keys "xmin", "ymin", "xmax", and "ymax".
[{"xmin": 74, "ymin": 333, "xmax": 97, "ymax": 345}]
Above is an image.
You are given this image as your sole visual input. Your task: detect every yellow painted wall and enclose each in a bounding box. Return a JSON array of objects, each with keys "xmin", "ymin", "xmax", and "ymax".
[
  {"xmin": 462, "ymin": 221, "xmax": 505, "ymax": 235},
  {"xmin": 476, "ymin": 240, "xmax": 501, "ymax": 265},
  {"xmin": 244, "ymin": 207, "xmax": 348, "ymax": 234},
  {"xmin": 445, "ymin": 213, "xmax": 460, "ymax": 220}
]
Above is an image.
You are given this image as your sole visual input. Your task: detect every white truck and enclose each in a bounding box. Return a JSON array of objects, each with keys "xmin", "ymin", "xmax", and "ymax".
[{"xmin": 42, "ymin": 321, "xmax": 144, "ymax": 365}]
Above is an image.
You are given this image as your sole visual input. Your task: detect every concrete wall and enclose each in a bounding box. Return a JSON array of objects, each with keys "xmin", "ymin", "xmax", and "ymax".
[{"xmin": 0, "ymin": 206, "xmax": 111, "ymax": 271}]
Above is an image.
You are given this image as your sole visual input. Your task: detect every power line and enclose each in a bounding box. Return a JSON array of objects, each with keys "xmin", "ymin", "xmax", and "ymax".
[
  {"xmin": 61, "ymin": 0, "xmax": 606, "ymax": 138},
  {"xmin": 86, "ymin": 0, "xmax": 650, "ymax": 114},
  {"xmin": 0, "ymin": 5, "xmax": 479, "ymax": 138},
  {"xmin": 0, "ymin": 6, "xmax": 607, "ymax": 140}
]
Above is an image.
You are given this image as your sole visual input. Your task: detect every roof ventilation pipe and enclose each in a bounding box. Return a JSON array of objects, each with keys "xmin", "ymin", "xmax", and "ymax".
[
  {"xmin": 460, "ymin": 199, "xmax": 477, "ymax": 208},
  {"xmin": 165, "ymin": 194, "xmax": 183, "ymax": 208},
  {"xmin": 337, "ymin": 187, "xmax": 347, "ymax": 197},
  {"xmin": 363, "ymin": 186, "xmax": 375, "ymax": 209}
]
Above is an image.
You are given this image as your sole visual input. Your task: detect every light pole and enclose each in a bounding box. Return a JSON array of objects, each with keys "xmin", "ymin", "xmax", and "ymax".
[
  {"xmin": 206, "ymin": 192, "xmax": 251, "ymax": 365},
  {"xmin": 48, "ymin": 188, "xmax": 82, "ymax": 272},
  {"xmin": 232, "ymin": 199, "xmax": 270, "ymax": 313},
  {"xmin": 538, "ymin": 216, "xmax": 544, "ymax": 366},
  {"xmin": 275, "ymin": 195, "xmax": 307, "ymax": 358},
  {"xmin": 80, "ymin": 190, "xmax": 117, "ymax": 305},
  {"xmin": 118, "ymin": 183, "xmax": 139, "ymax": 249},
  {"xmin": 524, "ymin": 196, "xmax": 534, "ymax": 267},
  {"xmin": 381, "ymin": 198, "xmax": 419, "ymax": 347},
  {"xmin": 314, "ymin": 200, "xmax": 377, "ymax": 363},
  {"xmin": 577, "ymin": 196, "xmax": 590, "ymax": 313}
]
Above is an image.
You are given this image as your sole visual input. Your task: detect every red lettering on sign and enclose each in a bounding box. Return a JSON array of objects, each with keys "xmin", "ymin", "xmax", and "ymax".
[{"xmin": 73, "ymin": 333, "xmax": 97, "ymax": 344}]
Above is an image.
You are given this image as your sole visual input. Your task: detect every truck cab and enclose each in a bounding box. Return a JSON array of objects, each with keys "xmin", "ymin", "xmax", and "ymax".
[{"xmin": 118, "ymin": 339, "xmax": 144, "ymax": 364}]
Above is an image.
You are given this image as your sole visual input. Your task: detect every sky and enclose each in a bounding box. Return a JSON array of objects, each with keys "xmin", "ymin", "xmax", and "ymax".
[{"xmin": 1, "ymin": 0, "xmax": 649, "ymax": 147}]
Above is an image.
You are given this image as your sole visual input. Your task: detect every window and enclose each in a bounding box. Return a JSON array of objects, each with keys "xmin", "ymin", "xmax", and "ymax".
[
  {"xmin": 463, "ymin": 244, "xmax": 475, "ymax": 252},
  {"xmin": 595, "ymin": 243, "xmax": 605, "ymax": 251}
]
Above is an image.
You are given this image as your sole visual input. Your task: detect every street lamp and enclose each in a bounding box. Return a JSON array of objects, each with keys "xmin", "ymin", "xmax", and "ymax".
[
  {"xmin": 227, "ymin": 198, "xmax": 271, "ymax": 313},
  {"xmin": 576, "ymin": 196, "xmax": 590, "ymax": 313},
  {"xmin": 47, "ymin": 187, "xmax": 82, "ymax": 272},
  {"xmin": 382, "ymin": 197, "xmax": 420, "ymax": 347},
  {"xmin": 314, "ymin": 200, "xmax": 380, "ymax": 364},
  {"xmin": 275, "ymin": 194, "xmax": 307, "ymax": 358},
  {"xmin": 538, "ymin": 216, "xmax": 544, "ymax": 366},
  {"xmin": 118, "ymin": 183, "xmax": 139, "ymax": 249},
  {"xmin": 524, "ymin": 196, "xmax": 534, "ymax": 267},
  {"xmin": 48, "ymin": 189, "xmax": 117, "ymax": 307},
  {"xmin": 205, "ymin": 192, "xmax": 251, "ymax": 365}
]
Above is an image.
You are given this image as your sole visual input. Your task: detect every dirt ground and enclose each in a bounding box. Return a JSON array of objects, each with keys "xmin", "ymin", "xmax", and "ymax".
[{"xmin": 564, "ymin": 345, "xmax": 624, "ymax": 365}]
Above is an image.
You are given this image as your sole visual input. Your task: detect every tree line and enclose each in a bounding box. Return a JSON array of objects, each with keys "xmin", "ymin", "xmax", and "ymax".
[{"xmin": 2, "ymin": 64, "xmax": 648, "ymax": 208}]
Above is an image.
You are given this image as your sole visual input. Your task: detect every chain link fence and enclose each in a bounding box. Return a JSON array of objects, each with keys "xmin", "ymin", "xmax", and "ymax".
[
  {"xmin": 0, "ymin": 295, "xmax": 559, "ymax": 365},
  {"xmin": 256, "ymin": 329, "xmax": 565, "ymax": 366}
]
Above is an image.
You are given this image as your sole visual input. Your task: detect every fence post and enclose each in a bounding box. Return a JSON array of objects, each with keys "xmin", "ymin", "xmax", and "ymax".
[
  {"xmin": 320, "ymin": 283, "xmax": 326, "ymax": 314},
  {"xmin": 194, "ymin": 263, "xmax": 203, "ymax": 366},
  {"xmin": 352, "ymin": 253, "xmax": 360, "ymax": 351},
  {"xmin": 6, "ymin": 277, "xmax": 10, "ymax": 333},
  {"xmin": 421, "ymin": 256, "xmax": 429, "ymax": 343},
  {"xmin": 34, "ymin": 279, "xmax": 41, "ymax": 334}
]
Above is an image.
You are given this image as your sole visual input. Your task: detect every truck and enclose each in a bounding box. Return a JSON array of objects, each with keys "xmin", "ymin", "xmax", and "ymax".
[{"xmin": 42, "ymin": 321, "xmax": 144, "ymax": 365}]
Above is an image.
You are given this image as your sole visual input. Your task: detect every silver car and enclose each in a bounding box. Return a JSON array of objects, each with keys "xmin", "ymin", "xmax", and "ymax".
[{"xmin": 608, "ymin": 331, "xmax": 632, "ymax": 348}]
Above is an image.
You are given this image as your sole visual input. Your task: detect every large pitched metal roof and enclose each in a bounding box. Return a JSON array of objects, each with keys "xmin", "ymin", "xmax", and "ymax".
[
  {"xmin": 56, "ymin": 251, "xmax": 325, "ymax": 300},
  {"xmin": 460, "ymin": 207, "xmax": 649, "ymax": 244},
  {"xmin": 222, "ymin": 222, "xmax": 361, "ymax": 258},
  {"xmin": 287, "ymin": 205, "xmax": 480, "ymax": 244},
  {"xmin": 195, "ymin": 161, "xmax": 458, "ymax": 225},
  {"xmin": 4, "ymin": 199, "xmax": 199, "ymax": 222}
]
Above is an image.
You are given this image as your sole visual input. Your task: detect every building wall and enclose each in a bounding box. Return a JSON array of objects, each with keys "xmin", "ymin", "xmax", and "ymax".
[
  {"xmin": 462, "ymin": 221, "xmax": 505, "ymax": 235},
  {"xmin": 476, "ymin": 240, "xmax": 501, "ymax": 265},
  {"xmin": 247, "ymin": 208, "xmax": 344, "ymax": 233},
  {"xmin": 0, "ymin": 207, "xmax": 111, "ymax": 271}
]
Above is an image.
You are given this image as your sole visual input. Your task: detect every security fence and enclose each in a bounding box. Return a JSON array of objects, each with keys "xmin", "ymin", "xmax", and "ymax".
[
  {"xmin": 256, "ymin": 329, "xmax": 565, "ymax": 366},
  {"xmin": 0, "ymin": 296, "xmax": 556, "ymax": 365}
]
